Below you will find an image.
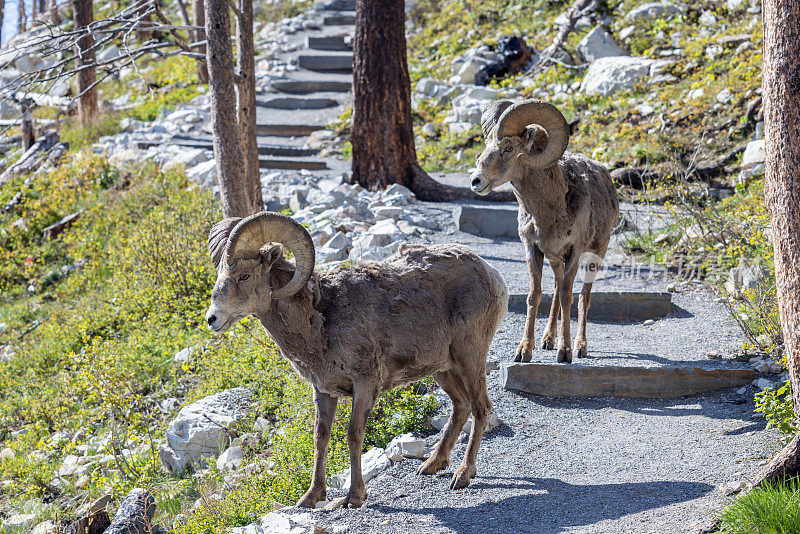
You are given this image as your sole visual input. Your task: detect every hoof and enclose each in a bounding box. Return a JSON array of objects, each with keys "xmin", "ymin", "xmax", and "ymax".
[
  {"xmin": 514, "ymin": 341, "xmax": 533, "ymax": 363},
  {"xmin": 557, "ymin": 347, "xmax": 572, "ymax": 363},
  {"xmin": 450, "ymin": 465, "xmax": 476, "ymax": 490},
  {"xmin": 576, "ymin": 344, "xmax": 588, "ymax": 359},
  {"xmin": 296, "ymin": 488, "xmax": 326, "ymax": 508},
  {"xmin": 541, "ymin": 338, "xmax": 555, "ymax": 350},
  {"xmin": 343, "ymin": 490, "xmax": 367, "ymax": 509},
  {"xmin": 417, "ymin": 455, "xmax": 448, "ymax": 475}
]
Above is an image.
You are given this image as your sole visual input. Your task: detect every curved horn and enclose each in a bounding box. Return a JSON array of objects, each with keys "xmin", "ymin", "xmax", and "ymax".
[
  {"xmin": 496, "ymin": 100, "xmax": 569, "ymax": 169},
  {"xmin": 225, "ymin": 212, "xmax": 315, "ymax": 299}
]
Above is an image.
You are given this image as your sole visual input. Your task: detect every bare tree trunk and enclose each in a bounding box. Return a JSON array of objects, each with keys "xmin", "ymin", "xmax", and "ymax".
[
  {"xmin": 174, "ymin": 0, "xmax": 191, "ymax": 26},
  {"xmin": 755, "ymin": 0, "xmax": 800, "ymax": 488},
  {"xmin": 18, "ymin": 0, "xmax": 27, "ymax": 33},
  {"xmin": 73, "ymin": 0, "xmax": 97, "ymax": 127},
  {"xmin": 20, "ymin": 97, "xmax": 35, "ymax": 149},
  {"xmin": 235, "ymin": 0, "xmax": 260, "ymax": 210},
  {"xmin": 204, "ymin": 0, "xmax": 259, "ymax": 217},
  {"xmin": 192, "ymin": 0, "xmax": 208, "ymax": 83},
  {"xmin": 351, "ymin": 0, "xmax": 512, "ymax": 202},
  {"xmin": 0, "ymin": 0, "xmax": 5, "ymax": 45},
  {"xmin": 31, "ymin": 0, "xmax": 37, "ymax": 22},
  {"xmin": 48, "ymin": 0, "xmax": 60, "ymax": 25},
  {"xmin": 37, "ymin": 0, "xmax": 43, "ymax": 17}
]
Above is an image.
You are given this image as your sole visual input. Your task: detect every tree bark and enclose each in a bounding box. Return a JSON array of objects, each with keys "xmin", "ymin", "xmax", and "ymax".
[
  {"xmin": 20, "ymin": 97, "xmax": 34, "ymax": 149},
  {"xmin": 204, "ymin": 0, "xmax": 259, "ymax": 217},
  {"xmin": 0, "ymin": 0, "xmax": 5, "ymax": 45},
  {"xmin": 18, "ymin": 0, "xmax": 26, "ymax": 34},
  {"xmin": 174, "ymin": 0, "xmax": 191, "ymax": 27},
  {"xmin": 192, "ymin": 0, "xmax": 208, "ymax": 83},
  {"xmin": 73, "ymin": 0, "xmax": 97, "ymax": 127},
  {"xmin": 31, "ymin": 0, "xmax": 37, "ymax": 22},
  {"xmin": 755, "ymin": 0, "xmax": 800, "ymax": 487},
  {"xmin": 235, "ymin": 0, "xmax": 260, "ymax": 210},
  {"xmin": 48, "ymin": 0, "xmax": 60, "ymax": 25},
  {"xmin": 351, "ymin": 0, "xmax": 512, "ymax": 202}
]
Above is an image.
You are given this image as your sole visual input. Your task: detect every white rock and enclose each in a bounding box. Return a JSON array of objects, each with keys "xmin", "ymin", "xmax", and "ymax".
[
  {"xmin": 754, "ymin": 378, "xmax": 773, "ymax": 390},
  {"xmin": 421, "ymin": 123, "xmax": 437, "ymax": 137},
  {"xmin": 174, "ymin": 346, "xmax": 196, "ymax": 364},
  {"xmin": 0, "ymin": 447, "xmax": 14, "ymax": 460},
  {"xmin": 415, "ymin": 78, "xmax": 439, "ymax": 96},
  {"xmin": 329, "ymin": 448, "xmax": 390, "ymax": 491},
  {"xmin": 687, "ymin": 88, "xmax": 704, "ymax": 100},
  {"xmin": 14, "ymin": 53, "xmax": 43, "ymax": 73},
  {"xmin": 456, "ymin": 56, "xmax": 491, "ymax": 84},
  {"xmin": 724, "ymin": 264, "xmax": 766, "ymax": 296},
  {"xmin": 372, "ymin": 206, "xmax": 403, "ymax": 220},
  {"xmin": 48, "ymin": 78, "xmax": 70, "ymax": 98},
  {"xmin": 755, "ymin": 361, "xmax": 770, "ymax": 373},
  {"xmin": 465, "ymin": 86, "xmax": 499, "ymax": 100},
  {"xmin": 727, "ymin": 0, "xmax": 746, "ymax": 10},
  {"xmin": 385, "ymin": 433, "xmax": 426, "ymax": 461},
  {"xmin": 716, "ymin": 88, "xmax": 733, "ymax": 104},
  {"xmin": 216, "ymin": 445, "xmax": 243, "ymax": 471},
  {"xmin": 462, "ymin": 412, "xmax": 503, "ymax": 435},
  {"xmin": 31, "ymin": 521, "xmax": 57, "ymax": 534},
  {"xmin": 720, "ymin": 480, "xmax": 748, "ymax": 495},
  {"xmin": 580, "ymin": 56, "xmax": 654, "ymax": 96},
  {"xmin": 97, "ymin": 44, "xmax": 122, "ymax": 63},
  {"xmin": 350, "ymin": 246, "xmax": 396, "ymax": 262},
  {"xmin": 577, "ymin": 27, "xmax": 627, "ymax": 62},
  {"xmin": 187, "ymin": 160, "xmax": 217, "ymax": 187},
  {"xmin": 699, "ymin": 10, "xmax": 717, "ymax": 26},
  {"xmin": 625, "ymin": 2, "xmax": 683, "ymax": 21},
  {"xmin": 159, "ymin": 387, "xmax": 254, "ymax": 475},
  {"xmin": 741, "ymin": 139, "xmax": 765, "ymax": 168}
]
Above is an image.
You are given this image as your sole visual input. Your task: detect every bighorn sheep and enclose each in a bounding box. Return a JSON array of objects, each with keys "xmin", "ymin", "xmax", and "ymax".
[
  {"xmin": 204, "ymin": 212, "xmax": 508, "ymax": 508},
  {"xmin": 470, "ymin": 100, "xmax": 619, "ymax": 363}
]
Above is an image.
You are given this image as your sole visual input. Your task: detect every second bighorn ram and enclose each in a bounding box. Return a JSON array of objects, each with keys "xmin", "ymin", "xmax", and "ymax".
[
  {"xmin": 470, "ymin": 100, "xmax": 619, "ymax": 363},
  {"xmin": 205, "ymin": 212, "xmax": 508, "ymax": 508}
]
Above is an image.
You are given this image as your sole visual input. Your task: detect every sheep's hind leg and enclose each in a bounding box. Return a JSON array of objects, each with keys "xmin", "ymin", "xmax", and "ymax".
[
  {"xmin": 297, "ymin": 389, "xmax": 338, "ymax": 508},
  {"xmin": 451, "ymin": 368, "xmax": 491, "ymax": 490},
  {"xmin": 575, "ymin": 281, "xmax": 593, "ymax": 359},
  {"xmin": 418, "ymin": 370, "xmax": 470, "ymax": 476},
  {"xmin": 515, "ymin": 243, "xmax": 544, "ymax": 362},
  {"xmin": 557, "ymin": 253, "xmax": 580, "ymax": 364},
  {"xmin": 541, "ymin": 261, "xmax": 564, "ymax": 351}
]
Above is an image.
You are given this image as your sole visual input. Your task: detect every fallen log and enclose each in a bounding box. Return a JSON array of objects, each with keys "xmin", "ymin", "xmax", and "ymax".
[
  {"xmin": 12, "ymin": 90, "xmax": 75, "ymax": 114},
  {"xmin": 42, "ymin": 210, "xmax": 81, "ymax": 240},
  {"xmin": 0, "ymin": 129, "xmax": 59, "ymax": 186},
  {"xmin": 533, "ymin": 0, "xmax": 595, "ymax": 70}
]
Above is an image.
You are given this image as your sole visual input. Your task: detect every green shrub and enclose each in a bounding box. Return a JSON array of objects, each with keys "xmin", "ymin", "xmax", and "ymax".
[{"xmin": 756, "ymin": 382, "xmax": 797, "ymax": 439}]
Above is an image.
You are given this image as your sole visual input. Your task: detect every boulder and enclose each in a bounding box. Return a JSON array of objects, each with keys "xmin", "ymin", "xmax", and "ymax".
[
  {"xmin": 577, "ymin": 27, "xmax": 627, "ymax": 62},
  {"xmin": 105, "ymin": 488, "xmax": 156, "ymax": 534},
  {"xmin": 48, "ymin": 78, "xmax": 70, "ymax": 98},
  {"xmin": 186, "ymin": 159, "xmax": 217, "ymax": 188},
  {"xmin": 97, "ymin": 45, "xmax": 122, "ymax": 63},
  {"xmin": 372, "ymin": 206, "xmax": 402, "ymax": 220},
  {"xmin": 31, "ymin": 521, "xmax": 58, "ymax": 534},
  {"xmin": 580, "ymin": 56, "xmax": 654, "ymax": 96},
  {"xmin": 625, "ymin": 2, "xmax": 683, "ymax": 21},
  {"xmin": 385, "ymin": 433, "xmax": 426, "ymax": 461},
  {"xmin": 163, "ymin": 148, "xmax": 208, "ymax": 170},
  {"xmin": 216, "ymin": 445, "xmax": 244, "ymax": 471},
  {"xmin": 159, "ymin": 387, "xmax": 254, "ymax": 475},
  {"xmin": 724, "ymin": 264, "xmax": 767, "ymax": 297},
  {"xmin": 14, "ymin": 53, "xmax": 43, "ymax": 73},
  {"xmin": 456, "ymin": 56, "xmax": 491, "ymax": 84},
  {"xmin": 2, "ymin": 514, "xmax": 35, "ymax": 533},
  {"xmin": 317, "ymin": 231, "xmax": 349, "ymax": 263},
  {"xmin": 741, "ymin": 139, "xmax": 765, "ymax": 168},
  {"xmin": 328, "ymin": 448, "xmax": 390, "ymax": 490}
]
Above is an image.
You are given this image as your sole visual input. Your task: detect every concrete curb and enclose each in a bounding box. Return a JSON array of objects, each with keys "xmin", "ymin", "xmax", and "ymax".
[{"xmin": 508, "ymin": 291, "xmax": 672, "ymax": 322}]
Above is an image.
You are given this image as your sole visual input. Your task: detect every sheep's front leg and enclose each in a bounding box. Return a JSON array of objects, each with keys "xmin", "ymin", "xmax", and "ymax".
[
  {"xmin": 557, "ymin": 253, "xmax": 580, "ymax": 363},
  {"xmin": 541, "ymin": 261, "xmax": 564, "ymax": 350},
  {"xmin": 515, "ymin": 242, "xmax": 544, "ymax": 363},
  {"xmin": 343, "ymin": 385, "xmax": 378, "ymax": 508},
  {"xmin": 297, "ymin": 389, "xmax": 338, "ymax": 508}
]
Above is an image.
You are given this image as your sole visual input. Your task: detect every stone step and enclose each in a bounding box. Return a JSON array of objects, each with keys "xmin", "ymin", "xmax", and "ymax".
[
  {"xmin": 297, "ymin": 53, "xmax": 353, "ymax": 73},
  {"xmin": 307, "ymin": 35, "xmax": 351, "ymax": 51},
  {"xmin": 269, "ymin": 79, "xmax": 352, "ymax": 94},
  {"xmin": 323, "ymin": 12, "xmax": 355, "ymax": 25},
  {"xmin": 134, "ymin": 138, "xmax": 317, "ymax": 157},
  {"xmin": 453, "ymin": 204, "xmax": 518, "ymax": 238},
  {"xmin": 319, "ymin": 0, "xmax": 355, "ymax": 10},
  {"xmin": 508, "ymin": 291, "xmax": 671, "ymax": 322},
  {"xmin": 257, "ymin": 124, "xmax": 325, "ymax": 137},
  {"xmin": 259, "ymin": 157, "xmax": 328, "ymax": 171},
  {"xmin": 501, "ymin": 363, "xmax": 754, "ymax": 398},
  {"xmin": 257, "ymin": 96, "xmax": 340, "ymax": 110}
]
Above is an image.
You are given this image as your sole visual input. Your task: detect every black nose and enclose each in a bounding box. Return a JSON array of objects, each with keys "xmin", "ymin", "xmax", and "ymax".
[
  {"xmin": 471, "ymin": 177, "xmax": 481, "ymax": 187},
  {"xmin": 207, "ymin": 314, "xmax": 217, "ymax": 326}
]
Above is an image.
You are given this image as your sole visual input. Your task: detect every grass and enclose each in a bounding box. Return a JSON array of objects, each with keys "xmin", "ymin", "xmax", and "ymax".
[
  {"xmin": 0, "ymin": 154, "xmax": 436, "ymax": 532},
  {"xmin": 719, "ymin": 481, "xmax": 800, "ymax": 534}
]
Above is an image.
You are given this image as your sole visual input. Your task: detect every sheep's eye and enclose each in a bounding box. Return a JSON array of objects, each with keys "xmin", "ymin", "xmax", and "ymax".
[
  {"xmin": 239, "ymin": 273, "xmax": 250, "ymax": 281},
  {"xmin": 504, "ymin": 146, "xmax": 513, "ymax": 152}
]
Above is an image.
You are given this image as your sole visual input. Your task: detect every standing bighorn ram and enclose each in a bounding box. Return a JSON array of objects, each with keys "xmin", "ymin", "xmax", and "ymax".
[
  {"xmin": 470, "ymin": 100, "xmax": 619, "ymax": 363},
  {"xmin": 205, "ymin": 212, "xmax": 508, "ymax": 508}
]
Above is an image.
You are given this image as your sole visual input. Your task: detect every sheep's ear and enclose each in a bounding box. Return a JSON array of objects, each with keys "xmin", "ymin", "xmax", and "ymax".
[
  {"xmin": 259, "ymin": 243, "xmax": 283, "ymax": 267},
  {"xmin": 209, "ymin": 217, "xmax": 242, "ymax": 269},
  {"xmin": 522, "ymin": 124, "xmax": 549, "ymax": 155}
]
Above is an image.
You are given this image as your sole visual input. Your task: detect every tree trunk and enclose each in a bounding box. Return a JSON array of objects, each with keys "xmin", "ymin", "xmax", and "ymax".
[
  {"xmin": 204, "ymin": 0, "xmax": 259, "ymax": 217},
  {"xmin": 755, "ymin": 0, "xmax": 800, "ymax": 487},
  {"xmin": 0, "ymin": 0, "xmax": 5, "ymax": 45},
  {"xmin": 18, "ymin": 0, "xmax": 26, "ymax": 33},
  {"xmin": 174, "ymin": 0, "xmax": 191, "ymax": 27},
  {"xmin": 235, "ymin": 0, "xmax": 260, "ymax": 210},
  {"xmin": 31, "ymin": 0, "xmax": 37, "ymax": 22},
  {"xmin": 48, "ymin": 0, "xmax": 60, "ymax": 25},
  {"xmin": 192, "ymin": 0, "xmax": 208, "ymax": 83},
  {"xmin": 73, "ymin": 0, "xmax": 97, "ymax": 127},
  {"xmin": 351, "ymin": 0, "xmax": 512, "ymax": 202},
  {"xmin": 20, "ymin": 97, "xmax": 34, "ymax": 149}
]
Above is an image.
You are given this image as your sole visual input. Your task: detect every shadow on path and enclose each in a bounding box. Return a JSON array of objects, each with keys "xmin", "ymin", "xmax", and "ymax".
[{"xmin": 376, "ymin": 477, "xmax": 712, "ymax": 534}]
